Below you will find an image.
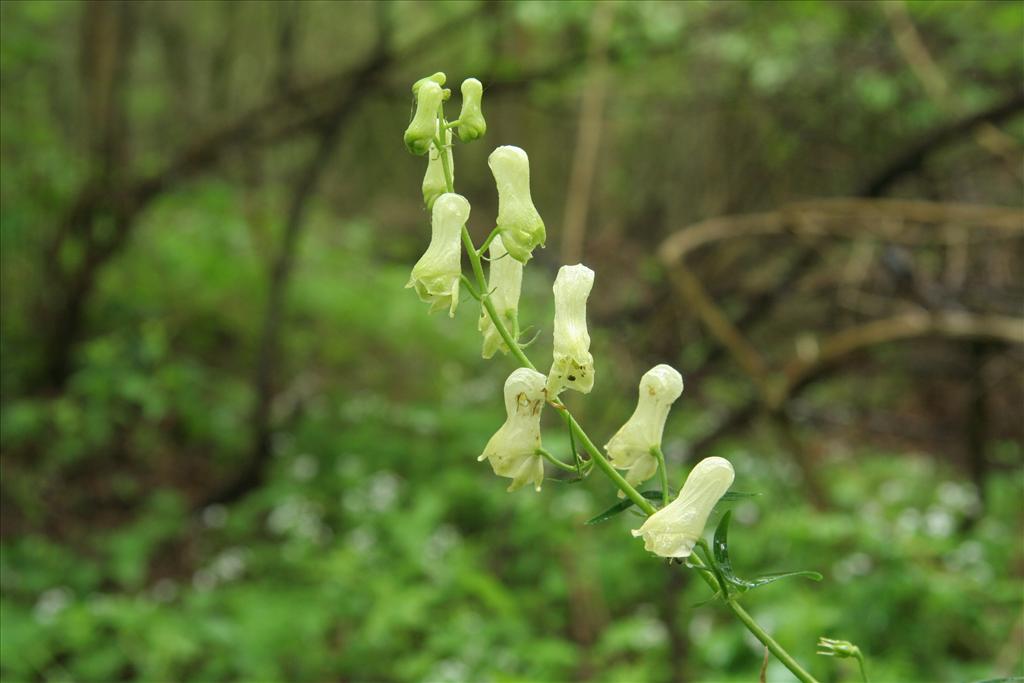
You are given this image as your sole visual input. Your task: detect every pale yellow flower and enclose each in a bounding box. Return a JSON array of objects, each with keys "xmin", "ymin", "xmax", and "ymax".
[
  {"xmin": 406, "ymin": 193, "xmax": 469, "ymax": 317},
  {"xmin": 478, "ymin": 368, "xmax": 547, "ymax": 492},
  {"xmin": 488, "ymin": 146, "xmax": 546, "ymax": 263},
  {"xmin": 606, "ymin": 365, "xmax": 684, "ymax": 495},
  {"xmin": 478, "ymin": 235, "xmax": 523, "ymax": 359},
  {"xmin": 546, "ymin": 264, "xmax": 595, "ymax": 396},
  {"xmin": 631, "ymin": 456, "xmax": 735, "ymax": 558}
]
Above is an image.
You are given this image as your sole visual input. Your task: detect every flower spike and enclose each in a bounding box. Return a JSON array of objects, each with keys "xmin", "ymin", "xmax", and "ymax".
[
  {"xmin": 406, "ymin": 193, "xmax": 469, "ymax": 317},
  {"xmin": 547, "ymin": 264, "xmax": 595, "ymax": 396},
  {"xmin": 488, "ymin": 146, "xmax": 546, "ymax": 263},
  {"xmin": 479, "ymin": 367, "xmax": 547, "ymax": 492},
  {"xmin": 631, "ymin": 456, "xmax": 734, "ymax": 558},
  {"xmin": 478, "ymin": 235, "xmax": 523, "ymax": 359},
  {"xmin": 606, "ymin": 364, "xmax": 684, "ymax": 495}
]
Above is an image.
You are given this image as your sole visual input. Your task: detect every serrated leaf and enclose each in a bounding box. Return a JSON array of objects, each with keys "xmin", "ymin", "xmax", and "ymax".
[{"xmin": 584, "ymin": 490, "xmax": 663, "ymax": 525}]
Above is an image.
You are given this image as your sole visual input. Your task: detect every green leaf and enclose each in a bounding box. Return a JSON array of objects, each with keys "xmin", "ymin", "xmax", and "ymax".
[
  {"xmin": 746, "ymin": 570, "xmax": 823, "ymax": 587},
  {"xmin": 719, "ymin": 491, "xmax": 759, "ymax": 502},
  {"xmin": 585, "ymin": 490, "xmax": 662, "ymax": 525},
  {"xmin": 712, "ymin": 510, "xmax": 821, "ymax": 592}
]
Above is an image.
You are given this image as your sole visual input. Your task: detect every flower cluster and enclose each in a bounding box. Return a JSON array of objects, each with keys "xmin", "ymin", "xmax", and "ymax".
[
  {"xmin": 402, "ymin": 70, "xmax": 734, "ymax": 557},
  {"xmin": 401, "ymin": 71, "xmax": 847, "ymax": 683}
]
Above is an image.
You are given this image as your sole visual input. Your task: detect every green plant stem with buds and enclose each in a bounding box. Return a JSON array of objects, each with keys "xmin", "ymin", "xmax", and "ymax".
[{"xmin": 430, "ymin": 112, "xmax": 820, "ymax": 683}]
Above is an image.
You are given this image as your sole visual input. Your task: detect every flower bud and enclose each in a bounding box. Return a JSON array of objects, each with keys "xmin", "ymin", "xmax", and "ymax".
[
  {"xmin": 816, "ymin": 638, "xmax": 863, "ymax": 660},
  {"xmin": 631, "ymin": 456, "xmax": 735, "ymax": 558},
  {"xmin": 404, "ymin": 80, "xmax": 443, "ymax": 156},
  {"xmin": 547, "ymin": 264, "xmax": 595, "ymax": 395},
  {"xmin": 606, "ymin": 365, "xmax": 684, "ymax": 495},
  {"xmin": 478, "ymin": 367, "xmax": 547, "ymax": 492},
  {"xmin": 488, "ymin": 146, "xmax": 546, "ymax": 263},
  {"xmin": 422, "ymin": 124, "xmax": 452, "ymax": 210},
  {"xmin": 405, "ymin": 193, "xmax": 469, "ymax": 317},
  {"xmin": 457, "ymin": 78, "xmax": 487, "ymax": 142},
  {"xmin": 412, "ymin": 72, "xmax": 446, "ymax": 95},
  {"xmin": 478, "ymin": 235, "xmax": 523, "ymax": 359}
]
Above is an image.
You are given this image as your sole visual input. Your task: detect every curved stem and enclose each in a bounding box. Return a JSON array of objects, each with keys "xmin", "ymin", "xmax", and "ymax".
[
  {"xmin": 478, "ymin": 227, "xmax": 500, "ymax": 256},
  {"xmin": 856, "ymin": 652, "xmax": 870, "ymax": 683},
  {"xmin": 537, "ymin": 447, "xmax": 580, "ymax": 473},
  {"xmin": 651, "ymin": 445, "xmax": 670, "ymax": 506}
]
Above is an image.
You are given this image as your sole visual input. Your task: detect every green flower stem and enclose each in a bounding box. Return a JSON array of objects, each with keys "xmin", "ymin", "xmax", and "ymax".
[
  {"xmin": 856, "ymin": 652, "xmax": 869, "ymax": 683},
  {"xmin": 537, "ymin": 447, "xmax": 580, "ymax": 473},
  {"xmin": 558, "ymin": 409, "xmax": 657, "ymax": 516},
  {"xmin": 651, "ymin": 445, "xmax": 670, "ymax": 506},
  {"xmin": 477, "ymin": 227, "xmax": 500, "ymax": 256},
  {"xmin": 726, "ymin": 596, "xmax": 819, "ymax": 683},
  {"xmin": 430, "ymin": 106, "xmax": 818, "ymax": 683},
  {"xmin": 459, "ymin": 274, "xmax": 481, "ymax": 301},
  {"xmin": 689, "ymin": 548, "xmax": 819, "ymax": 683}
]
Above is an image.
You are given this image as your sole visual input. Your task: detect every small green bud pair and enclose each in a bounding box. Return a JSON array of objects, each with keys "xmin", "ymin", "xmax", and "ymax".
[{"xmin": 406, "ymin": 73, "xmax": 486, "ymax": 155}]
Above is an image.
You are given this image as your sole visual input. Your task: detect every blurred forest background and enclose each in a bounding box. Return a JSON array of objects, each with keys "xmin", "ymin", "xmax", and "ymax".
[{"xmin": 1, "ymin": 1, "xmax": 1023, "ymax": 682}]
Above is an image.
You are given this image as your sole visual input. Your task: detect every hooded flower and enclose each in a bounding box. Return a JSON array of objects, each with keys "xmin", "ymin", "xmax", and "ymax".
[
  {"xmin": 406, "ymin": 193, "xmax": 469, "ymax": 317},
  {"xmin": 422, "ymin": 123, "xmax": 452, "ymax": 210},
  {"xmin": 478, "ymin": 235, "xmax": 523, "ymax": 359},
  {"xmin": 404, "ymin": 80, "xmax": 444, "ymax": 156},
  {"xmin": 631, "ymin": 456, "xmax": 735, "ymax": 558},
  {"xmin": 547, "ymin": 264, "xmax": 595, "ymax": 396},
  {"xmin": 457, "ymin": 78, "xmax": 487, "ymax": 142},
  {"xmin": 478, "ymin": 367, "xmax": 547, "ymax": 492},
  {"xmin": 488, "ymin": 146, "xmax": 546, "ymax": 263},
  {"xmin": 606, "ymin": 364, "xmax": 684, "ymax": 496}
]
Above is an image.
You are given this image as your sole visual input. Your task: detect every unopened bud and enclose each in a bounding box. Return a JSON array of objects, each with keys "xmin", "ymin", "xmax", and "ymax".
[
  {"xmin": 404, "ymin": 80, "xmax": 443, "ymax": 156},
  {"xmin": 457, "ymin": 78, "xmax": 487, "ymax": 142}
]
